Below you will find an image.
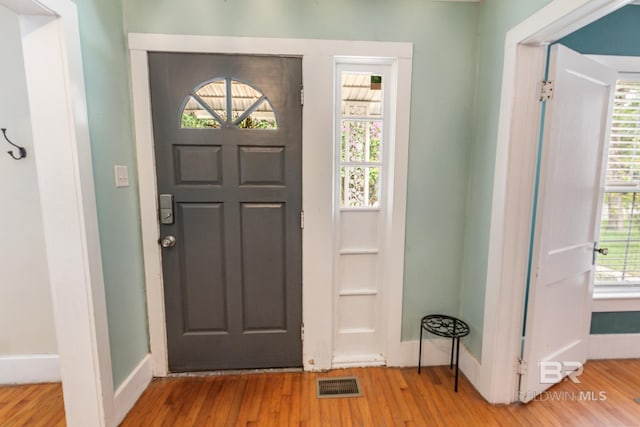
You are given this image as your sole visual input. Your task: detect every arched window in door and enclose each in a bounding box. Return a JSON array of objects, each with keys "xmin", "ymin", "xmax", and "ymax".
[{"xmin": 180, "ymin": 78, "xmax": 278, "ymax": 129}]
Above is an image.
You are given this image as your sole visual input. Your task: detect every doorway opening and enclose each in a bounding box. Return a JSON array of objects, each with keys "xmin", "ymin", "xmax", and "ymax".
[
  {"xmin": 481, "ymin": 0, "xmax": 637, "ymax": 404},
  {"xmin": 1, "ymin": 0, "xmax": 117, "ymax": 423}
]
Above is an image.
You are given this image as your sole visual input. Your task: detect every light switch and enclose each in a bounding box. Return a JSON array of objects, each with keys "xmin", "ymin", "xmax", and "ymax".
[{"xmin": 114, "ymin": 165, "xmax": 129, "ymax": 188}]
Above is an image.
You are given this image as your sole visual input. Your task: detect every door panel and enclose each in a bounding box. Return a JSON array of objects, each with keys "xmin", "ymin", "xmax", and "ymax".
[
  {"xmin": 239, "ymin": 146, "xmax": 285, "ymax": 185},
  {"xmin": 149, "ymin": 53, "xmax": 302, "ymax": 372},
  {"xmin": 180, "ymin": 203, "xmax": 227, "ymax": 332},
  {"xmin": 520, "ymin": 45, "xmax": 616, "ymax": 401},
  {"xmin": 174, "ymin": 146, "xmax": 223, "ymax": 185},
  {"xmin": 240, "ymin": 203, "xmax": 286, "ymax": 331}
]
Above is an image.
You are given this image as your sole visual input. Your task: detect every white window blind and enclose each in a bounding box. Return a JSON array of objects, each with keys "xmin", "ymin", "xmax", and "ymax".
[
  {"xmin": 596, "ymin": 79, "xmax": 640, "ymax": 284},
  {"xmin": 605, "ymin": 80, "xmax": 640, "ymax": 188}
]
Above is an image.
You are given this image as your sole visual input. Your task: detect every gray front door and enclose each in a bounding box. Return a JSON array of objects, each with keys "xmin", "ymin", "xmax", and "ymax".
[{"xmin": 149, "ymin": 53, "xmax": 302, "ymax": 372}]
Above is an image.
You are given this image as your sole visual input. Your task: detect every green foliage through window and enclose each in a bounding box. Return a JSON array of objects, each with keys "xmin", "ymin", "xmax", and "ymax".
[{"xmin": 181, "ymin": 113, "xmax": 219, "ymax": 129}]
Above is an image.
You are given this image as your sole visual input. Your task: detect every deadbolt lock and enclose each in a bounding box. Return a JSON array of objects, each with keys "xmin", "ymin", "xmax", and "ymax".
[{"xmin": 159, "ymin": 194, "xmax": 174, "ymax": 225}]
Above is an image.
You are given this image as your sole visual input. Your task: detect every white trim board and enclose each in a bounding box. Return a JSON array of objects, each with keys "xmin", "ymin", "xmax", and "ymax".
[
  {"xmin": 593, "ymin": 294, "xmax": 640, "ymax": 312},
  {"xmin": 3, "ymin": 0, "xmax": 117, "ymax": 425},
  {"xmin": 482, "ymin": 0, "xmax": 635, "ymax": 405},
  {"xmin": 588, "ymin": 333, "xmax": 640, "ymax": 359},
  {"xmin": 0, "ymin": 0, "xmax": 50, "ymax": 14},
  {"xmin": 129, "ymin": 34, "xmax": 412, "ymax": 376},
  {"xmin": 114, "ymin": 354, "xmax": 152, "ymax": 426},
  {"xmin": 128, "ymin": 34, "xmax": 412, "ymax": 58},
  {"xmin": 0, "ymin": 354, "xmax": 60, "ymax": 384},
  {"xmin": 588, "ymin": 55, "xmax": 640, "ymax": 73},
  {"xmin": 332, "ymin": 355, "xmax": 386, "ymax": 369}
]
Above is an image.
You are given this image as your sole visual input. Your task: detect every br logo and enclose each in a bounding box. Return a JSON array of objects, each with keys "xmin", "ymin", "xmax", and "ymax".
[{"xmin": 539, "ymin": 361, "xmax": 583, "ymax": 384}]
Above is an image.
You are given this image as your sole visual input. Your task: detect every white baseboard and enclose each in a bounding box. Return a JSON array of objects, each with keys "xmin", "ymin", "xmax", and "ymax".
[
  {"xmin": 0, "ymin": 354, "xmax": 61, "ymax": 384},
  {"xmin": 458, "ymin": 343, "xmax": 481, "ymax": 387},
  {"xmin": 114, "ymin": 354, "xmax": 153, "ymax": 425},
  {"xmin": 386, "ymin": 338, "xmax": 482, "ymax": 391},
  {"xmin": 588, "ymin": 334, "xmax": 640, "ymax": 359},
  {"xmin": 332, "ymin": 354, "xmax": 386, "ymax": 368}
]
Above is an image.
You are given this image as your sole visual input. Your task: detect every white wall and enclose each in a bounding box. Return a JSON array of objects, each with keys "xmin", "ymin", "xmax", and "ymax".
[{"xmin": 0, "ymin": 5, "xmax": 57, "ymax": 358}]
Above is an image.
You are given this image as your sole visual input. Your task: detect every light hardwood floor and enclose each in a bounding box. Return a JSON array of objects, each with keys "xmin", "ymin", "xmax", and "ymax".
[
  {"xmin": 1, "ymin": 360, "xmax": 639, "ymax": 426},
  {"xmin": 0, "ymin": 382, "xmax": 65, "ymax": 427}
]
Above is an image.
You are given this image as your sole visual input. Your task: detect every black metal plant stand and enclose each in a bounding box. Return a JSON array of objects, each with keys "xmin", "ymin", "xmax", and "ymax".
[{"xmin": 418, "ymin": 314, "xmax": 470, "ymax": 392}]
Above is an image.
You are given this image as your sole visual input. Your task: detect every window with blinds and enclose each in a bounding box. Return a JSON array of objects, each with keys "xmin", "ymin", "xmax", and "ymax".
[{"xmin": 596, "ymin": 79, "xmax": 640, "ymax": 285}]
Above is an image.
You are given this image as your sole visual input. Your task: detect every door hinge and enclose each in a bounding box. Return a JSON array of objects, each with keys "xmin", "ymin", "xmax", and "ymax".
[
  {"xmin": 300, "ymin": 210, "xmax": 305, "ymax": 229},
  {"xmin": 517, "ymin": 359, "xmax": 528, "ymax": 376},
  {"xmin": 540, "ymin": 80, "xmax": 554, "ymax": 101},
  {"xmin": 300, "ymin": 87, "xmax": 304, "ymax": 105},
  {"xmin": 301, "ymin": 323, "xmax": 305, "ymax": 341}
]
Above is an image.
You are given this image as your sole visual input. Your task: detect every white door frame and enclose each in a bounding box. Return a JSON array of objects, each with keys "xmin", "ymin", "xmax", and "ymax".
[
  {"xmin": 2, "ymin": 0, "xmax": 115, "ymax": 425},
  {"xmin": 481, "ymin": 0, "xmax": 634, "ymax": 404},
  {"xmin": 128, "ymin": 34, "xmax": 412, "ymax": 376}
]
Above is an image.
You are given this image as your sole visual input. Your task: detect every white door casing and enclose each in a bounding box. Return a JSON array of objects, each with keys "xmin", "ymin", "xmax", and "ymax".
[
  {"xmin": 128, "ymin": 34, "xmax": 413, "ymax": 375},
  {"xmin": 519, "ymin": 45, "xmax": 616, "ymax": 400}
]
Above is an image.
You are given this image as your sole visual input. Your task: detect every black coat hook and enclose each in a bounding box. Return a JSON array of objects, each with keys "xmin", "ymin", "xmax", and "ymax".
[{"xmin": 2, "ymin": 128, "xmax": 27, "ymax": 160}]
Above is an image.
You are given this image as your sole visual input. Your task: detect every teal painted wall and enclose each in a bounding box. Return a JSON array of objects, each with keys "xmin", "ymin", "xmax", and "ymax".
[
  {"xmin": 458, "ymin": 0, "xmax": 552, "ymax": 358},
  {"xmin": 73, "ymin": 0, "xmax": 149, "ymax": 387},
  {"xmin": 559, "ymin": 4, "xmax": 640, "ymax": 336},
  {"xmin": 559, "ymin": 5, "xmax": 640, "ymax": 56},
  {"xmin": 123, "ymin": 0, "xmax": 480, "ymax": 341},
  {"xmin": 591, "ymin": 312, "xmax": 640, "ymax": 334}
]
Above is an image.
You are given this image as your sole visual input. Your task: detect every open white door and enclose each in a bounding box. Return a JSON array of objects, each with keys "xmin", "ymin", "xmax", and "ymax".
[{"xmin": 520, "ymin": 45, "xmax": 616, "ymax": 402}]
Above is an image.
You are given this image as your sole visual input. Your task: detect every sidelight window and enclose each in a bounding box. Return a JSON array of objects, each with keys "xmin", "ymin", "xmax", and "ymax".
[{"xmin": 337, "ymin": 70, "xmax": 386, "ymax": 208}]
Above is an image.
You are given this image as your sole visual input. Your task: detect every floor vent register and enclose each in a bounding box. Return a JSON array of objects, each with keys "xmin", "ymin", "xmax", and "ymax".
[{"xmin": 316, "ymin": 377, "xmax": 362, "ymax": 398}]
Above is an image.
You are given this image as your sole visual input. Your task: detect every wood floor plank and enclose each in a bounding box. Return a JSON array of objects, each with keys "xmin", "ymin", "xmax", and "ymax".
[
  {"xmin": 234, "ymin": 374, "xmax": 259, "ymax": 426},
  {"xmin": 287, "ymin": 373, "xmax": 301, "ymax": 427},
  {"xmin": 191, "ymin": 376, "xmax": 226, "ymax": 426},
  {"xmin": 1, "ymin": 359, "xmax": 640, "ymax": 426},
  {"xmin": 365, "ymin": 367, "xmax": 397, "ymax": 426}
]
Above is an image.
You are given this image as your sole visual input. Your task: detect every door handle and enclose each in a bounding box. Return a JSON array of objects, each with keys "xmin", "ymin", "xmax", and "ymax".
[
  {"xmin": 592, "ymin": 243, "xmax": 608, "ymax": 265},
  {"xmin": 160, "ymin": 235, "xmax": 176, "ymax": 248},
  {"xmin": 594, "ymin": 247, "xmax": 608, "ymax": 256}
]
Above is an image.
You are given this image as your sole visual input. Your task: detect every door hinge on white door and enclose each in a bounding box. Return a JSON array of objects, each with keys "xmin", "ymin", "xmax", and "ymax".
[
  {"xmin": 301, "ymin": 323, "xmax": 305, "ymax": 341},
  {"xmin": 300, "ymin": 87, "xmax": 304, "ymax": 105},
  {"xmin": 540, "ymin": 80, "xmax": 554, "ymax": 101},
  {"xmin": 517, "ymin": 359, "xmax": 528, "ymax": 376},
  {"xmin": 300, "ymin": 210, "xmax": 305, "ymax": 229}
]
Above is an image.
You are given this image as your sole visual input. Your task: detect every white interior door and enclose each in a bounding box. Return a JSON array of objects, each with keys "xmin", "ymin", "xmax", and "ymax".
[{"xmin": 520, "ymin": 44, "xmax": 616, "ymax": 401}]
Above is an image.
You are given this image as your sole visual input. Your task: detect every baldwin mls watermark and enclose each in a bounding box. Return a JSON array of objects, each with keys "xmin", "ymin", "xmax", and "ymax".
[
  {"xmin": 519, "ymin": 390, "xmax": 608, "ymax": 401},
  {"xmin": 518, "ymin": 361, "xmax": 607, "ymax": 401}
]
